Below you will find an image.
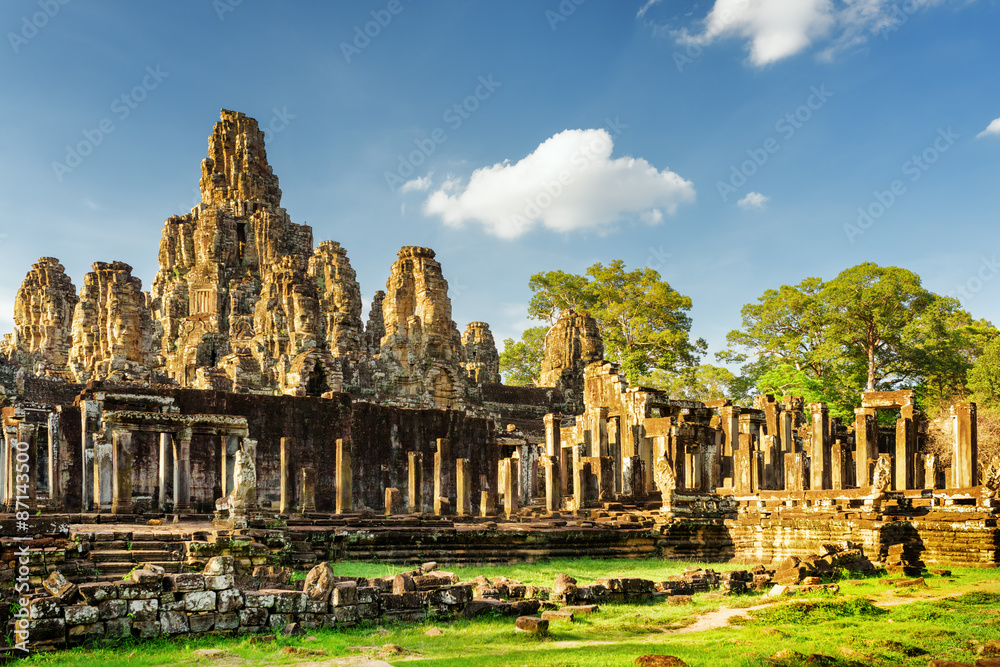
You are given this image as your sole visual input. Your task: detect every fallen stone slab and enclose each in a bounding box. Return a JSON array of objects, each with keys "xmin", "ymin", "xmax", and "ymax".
[
  {"xmin": 514, "ymin": 616, "xmax": 549, "ymax": 635},
  {"xmin": 541, "ymin": 610, "xmax": 574, "ymax": 622},
  {"xmin": 562, "ymin": 604, "xmax": 599, "ymax": 614},
  {"xmin": 634, "ymin": 656, "xmax": 689, "ymax": 667}
]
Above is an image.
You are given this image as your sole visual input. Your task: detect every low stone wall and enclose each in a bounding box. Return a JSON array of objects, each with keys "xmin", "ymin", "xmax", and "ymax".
[{"xmin": 15, "ymin": 556, "xmax": 476, "ymax": 652}]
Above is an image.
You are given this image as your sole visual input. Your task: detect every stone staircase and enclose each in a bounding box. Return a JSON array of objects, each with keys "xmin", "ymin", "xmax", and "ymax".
[{"xmin": 80, "ymin": 530, "xmax": 186, "ymax": 581}]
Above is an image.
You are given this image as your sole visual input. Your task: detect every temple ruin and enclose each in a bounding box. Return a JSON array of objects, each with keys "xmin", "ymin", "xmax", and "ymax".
[{"xmin": 1, "ymin": 111, "xmax": 998, "ymax": 650}]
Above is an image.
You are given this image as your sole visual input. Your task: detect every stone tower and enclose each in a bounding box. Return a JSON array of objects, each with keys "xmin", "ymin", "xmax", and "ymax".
[
  {"xmin": 2, "ymin": 257, "xmax": 78, "ymax": 375},
  {"xmin": 461, "ymin": 322, "xmax": 500, "ymax": 384},
  {"xmin": 378, "ymin": 246, "xmax": 466, "ymax": 407},
  {"xmin": 538, "ymin": 309, "xmax": 604, "ymax": 399}
]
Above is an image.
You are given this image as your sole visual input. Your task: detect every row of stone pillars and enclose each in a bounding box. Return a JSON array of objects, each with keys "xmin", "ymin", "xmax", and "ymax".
[
  {"xmin": 390, "ymin": 439, "xmax": 480, "ymax": 517},
  {"xmin": 278, "ymin": 438, "xmax": 352, "ymax": 514}
]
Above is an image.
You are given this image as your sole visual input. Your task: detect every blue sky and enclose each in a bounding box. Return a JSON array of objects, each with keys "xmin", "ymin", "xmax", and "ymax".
[{"xmin": 2, "ymin": 0, "xmax": 999, "ymax": 366}]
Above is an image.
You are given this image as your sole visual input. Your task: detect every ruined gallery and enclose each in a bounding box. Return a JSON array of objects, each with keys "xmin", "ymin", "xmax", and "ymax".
[{"xmin": 1, "ymin": 110, "xmax": 998, "ymax": 650}]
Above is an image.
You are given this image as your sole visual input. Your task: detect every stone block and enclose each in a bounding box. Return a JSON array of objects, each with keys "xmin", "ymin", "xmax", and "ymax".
[
  {"xmin": 128, "ymin": 599, "xmax": 159, "ymax": 622},
  {"xmin": 28, "ymin": 596, "xmax": 62, "ymax": 620},
  {"xmin": 217, "ymin": 588, "xmax": 243, "ymax": 613},
  {"xmin": 104, "ymin": 617, "xmax": 132, "ymax": 638},
  {"xmin": 514, "ymin": 616, "xmax": 549, "ymax": 634},
  {"xmin": 267, "ymin": 613, "xmax": 292, "ymax": 629},
  {"xmin": 68, "ymin": 622, "xmax": 104, "ymax": 641},
  {"xmin": 332, "ymin": 582, "xmax": 358, "ymax": 606},
  {"xmin": 428, "ymin": 585, "xmax": 472, "ymax": 606},
  {"xmin": 356, "ymin": 586, "xmax": 379, "ymax": 604},
  {"xmin": 188, "ymin": 612, "xmax": 216, "ymax": 633},
  {"xmin": 305, "ymin": 597, "xmax": 328, "ymax": 614},
  {"xmin": 159, "ymin": 611, "xmax": 189, "ymax": 635},
  {"xmin": 133, "ymin": 620, "xmax": 160, "ymax": 639},
  {"xmin": 64, "ymin": 604, "xmax": 99, "ymax": 625},
  {"xmin": 333, "ymin": 605, "xmax": 358, "ymax": 625},
  {"xmin": 541, "ymin": 609, "xmax": 574, "ymax": 622},
  {"xmin": 216, "ymin": 612, "xmax": 239, "ymax": 631},
  {"xmin": 244, "ymin": 590, "xmax": 277, "ymax": 608},
  {"xmin": 272, "ymin": 590, "xmax": 306, "ymax": 613},
  {"xmin": 130, "ymin": 568, "xmax": 163, "ymax": 585},
  {"xmin": 239, "ymin": 607, "xmax": 268, "ymax": 626},
  {"xmin": 184, "ymin": 590, "xmax": 217, "ymax": 612},
  {"xmin": 203, "ymin": 556, "xmax": 235, "ymax": 576},
  {"xmin": 118, "ymin": 580, "xmax": 161, "ymax": 600},
  {"xmin": 357, "ymin": 602, "xmax": 379, "ymax": 619},
  {"xmin": 204, "ymin": 574, "xmax": 235, "ymax": 591},
  {"xmin": 44, "ymin": 570, "xmax": 78, "ymax": 601},
  {"xmin": 382, "ymin": 592, "xmax": 422, "ymax": 611},
  {"xmin": 27, "ymin": 618, "xmax": 65, "ymax": 642},
  {"xmin": 99, "ymin": 599, "xmax": 128, "ymax": 620},
  {"xmin": 78, "ymin": 582, "xmax": 118, "ymax": 605},
  {"xmin": 303, "ymin": 562, "xmax": 337, "ymax": 603},
  {"xmin": 164, "ymin": 573, "xmax": 204, "ymax": 592}
]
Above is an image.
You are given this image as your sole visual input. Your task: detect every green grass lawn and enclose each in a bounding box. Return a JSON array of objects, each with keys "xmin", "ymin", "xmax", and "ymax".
[{"xmin": 17, "ymin": 558, "xmax": 1000, "ymax": 667}]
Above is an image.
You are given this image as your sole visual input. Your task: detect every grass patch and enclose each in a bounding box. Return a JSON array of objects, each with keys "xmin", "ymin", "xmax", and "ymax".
[{"xmin": 14, "ymin": 561, "xmax": 1000, "ymax": 667}]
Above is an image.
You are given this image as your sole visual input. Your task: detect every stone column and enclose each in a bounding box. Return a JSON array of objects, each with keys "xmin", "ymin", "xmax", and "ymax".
[
  {"xmin": 407, "ymin": 451, "xmax": 423, "ymax": 513},
  {"xmin": 784, "ymin": 452, "xmax": 806, "ymax": 491},
  {"xmin": 280, "ymin": 437, "xmax": 294, "ymax": 514},
  {"xmin": 80, "ymin": 399, "xmax": 101, "ymax": 512},
  {"xmin": 923, "ymin": 454, "xmax": 937, "ymax": 490},
  {"xmin": 830, "ymin": 441, "xmax": 845, "ymax": 490},
  {"xmin": 336, "ymin": 438, "xmax": 353, "ymax": 514},
  {"xmin": 47, "ymin": 411, "xmax": 60, "ymax": 505},
  {"xmin": 734, "ymin": 435, "xmax": 754, "ymax": 495},
  {"xmin": 0, "ymin": 428, "xmax": 8, "ymax": 510},
  {"xmin": 301, "ymin": 467, "xmax": 316, "ymax": 513},
  {"xmin": 517, "ymin": 443, "xmax": 537, "ymax": 506},
  {"xmin": 242, "ymin": 438, "xmax": 258, "ymax": 510},
  {"xmin": 719, "ymin": 406, "xmax": 739, "ymax": 486},
  {"xmin": 385, "ymin": 487, "xmax": 402, "ymax": 515},
  {"xmin": 173, "ymin": 427, "xmax": 192, "ymax": 513},
  {"xmin": 18, "ymin": 423, "xmax": 38, "ymax": 507},
  {"xmin": 221, "ymin": 436, "xmax": 239, "ymax": 497},
  {"xmin": 158, "ymin": 432, "xmax": 172, "ymax": 511},
  {"xmin": 544, "ymin": 413, "xmax": 562, "ymax": 457},
  {"xmin": 952, "ymin": 402, "xmax": 978, "ymax": 488},
  {"xmin": 433, "ymin": 437, "xmax": 452, "ymax": 515},
  {"xmin": 456, "ymin": 459, "xmax": 472, "ymax": 516},
  {"xmin": 542, "ymin": 454, "xmax": 560, "ymax": 512},
  {"xmin": 780, "ymin": 409, "xmax": 794, "ymax": 453},
  {"xmin": 809, "ymin": 403, "xmax": 830, "ymax": 490},
  {"xmin": 854, "ymin": 409, "xmax": 877, "ymax": 488},
  {"xmin": 111, "ymin": 428, "xmax": 134, "ymax": 514},
  {"xmin": 894, "ymin": 416, "xmax": 915, "ymax": 491},
  {"xmin": 480, "ymin": 490, "xmax": 497, "ymax": 516},
  {"xmin": 502, "ymin": 458, "xmax": 518, "ymax": 518},
  {"xmin": 94, "ymin": 431, "xmax": 113, "ymax": 512}
]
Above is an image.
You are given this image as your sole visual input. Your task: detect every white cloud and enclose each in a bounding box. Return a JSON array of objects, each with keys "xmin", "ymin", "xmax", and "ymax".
[
  {"xmin": 637, "ymin": 0, "xmax": 663, "ymax": 19},
  {"xmin": 977, "ymin": 117, "xmax": 1000, "ymax": 139},
  {"xmin": 737, "ymin": 191, "xmax": 769, "ymax": 209},
  {"xmin": 422, "ymin": 129, "xmax": 695, "ymax": 239},
  {"xmin": 676, "ymin": 0, "xmax": 962, "ymax": 66},
  {"xmin": 399, "ymin": 174, "xmax": 433, "ymax": 193}
]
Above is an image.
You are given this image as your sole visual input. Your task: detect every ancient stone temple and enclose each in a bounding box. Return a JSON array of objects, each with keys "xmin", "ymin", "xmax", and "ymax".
[{"xmin": 2, "ymin": 109, "xmax": 997, "ymax": 624}]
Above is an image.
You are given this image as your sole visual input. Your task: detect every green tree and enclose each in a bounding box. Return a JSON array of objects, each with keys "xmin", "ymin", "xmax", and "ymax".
[
  {"xmin": 643, "ymin": 364, "xmax": 741, "ymax": 402},
  {"xmin": 498, "ymin": 326, "xmax": 547, "ymax": 386},
  {"xmin": 527, "ymin": 260, "xmax": 705, "ymax": 383},
  {"xmin": 968, "ymin": 336, "xmax": 1000, "ymax": 408},
  {"xmin": 721, "ymin": 262, "xmax": 995, "ymax": 416}
]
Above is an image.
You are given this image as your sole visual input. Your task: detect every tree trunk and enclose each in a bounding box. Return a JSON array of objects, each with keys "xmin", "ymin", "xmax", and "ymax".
[{"xmin": 867, "ymin": 345, "xmax": 876, "ymax": 392}]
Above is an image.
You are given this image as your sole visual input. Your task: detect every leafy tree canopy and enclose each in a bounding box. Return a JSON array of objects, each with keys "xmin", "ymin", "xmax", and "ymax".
[
  {"xmin": 527, "ymin": 260, "xmax": 705, "ymax": 383},
  {"xmin": 498, "ymin": 326, "xmax": 547, "ymax": 386}
]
